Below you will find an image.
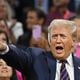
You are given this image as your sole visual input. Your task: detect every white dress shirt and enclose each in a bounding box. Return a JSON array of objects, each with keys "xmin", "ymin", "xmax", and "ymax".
[{"xmin": 55, "ymin": 54, "xmax": 74, "ymax": 80}]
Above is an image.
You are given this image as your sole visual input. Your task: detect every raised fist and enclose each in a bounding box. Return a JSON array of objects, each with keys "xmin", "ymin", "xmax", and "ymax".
[{"xmin": 0, "ymin": 41, "xmax": 7, "ymax": 52}]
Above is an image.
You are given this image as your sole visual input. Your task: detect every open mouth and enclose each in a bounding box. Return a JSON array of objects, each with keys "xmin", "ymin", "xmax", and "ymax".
[
  {"xmin": 55, "ymin": 46, "xmax": 64, "ymax": 54},
  {"xmin": 56, "ymin": 46, "xmax": 63, "ymax": 50},
  {"xmin": 1, "ymin": 70, "xmax": 8, "ymax": 73}
]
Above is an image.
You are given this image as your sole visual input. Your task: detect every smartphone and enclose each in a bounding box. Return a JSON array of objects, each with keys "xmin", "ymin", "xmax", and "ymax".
[{"xmin": 32, "ymin": 25, "xmax": 42, "ymax": 40}]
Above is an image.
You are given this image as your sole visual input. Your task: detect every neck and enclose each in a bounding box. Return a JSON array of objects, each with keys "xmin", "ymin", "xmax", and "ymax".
[
  {"xmin": 0, "ymin": 77, "xmax": 10, "ymax": 80},
  {"xmin": 54, "ymin": 6, "xmax": 67, "ymax": 14},
  {"xmin": 59, "ymin": 7, "xmax": 67, "ymax": 14}
]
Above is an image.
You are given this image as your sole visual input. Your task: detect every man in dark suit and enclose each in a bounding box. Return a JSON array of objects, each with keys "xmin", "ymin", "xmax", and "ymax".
[{"xmin": 0, "ymin": 19, "xmax": 80, "ymax": 80}]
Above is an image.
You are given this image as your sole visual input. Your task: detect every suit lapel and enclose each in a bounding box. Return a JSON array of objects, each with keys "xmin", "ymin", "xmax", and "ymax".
[
  {"xmin": 46, "ymin": 52, "xmax": 56, "ymax": 80},
  {"xmin": 73, "ymin": 55, "xmax": 80, "ymax": 80},
  {"xmin": 46, "ymin": 53, "xmax": 80, "ymax": 80}
]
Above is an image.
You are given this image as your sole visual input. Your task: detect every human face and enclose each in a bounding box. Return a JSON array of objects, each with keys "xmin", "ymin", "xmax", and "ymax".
[
  {"xmin": 0, "ymin": 0, "xmax": 7, "ymax": 19},
  {"xmin": 0, "ymin": 59, "xmax": 6, "ymax": 66},
  {"xmin": 0, "ymin": 59, "xmax": 12, "ymax": 78},
  {"xmin": 26, "ymin": 11, "xmax": 39, "ymax": 29},
  {"xmin": 0, "ymin": 65, "xmax": 12, "ymax": 78},
  {"xmin": 49, "ymin": 25, "xmax": 74, "ymax": 60},
  {"xmin": 0, "ymin": 20, "xmax": 9, "ymax": 35},
  {"xmin": 0, "ymin": 33, "xmax": 7, "ymax": 44}
]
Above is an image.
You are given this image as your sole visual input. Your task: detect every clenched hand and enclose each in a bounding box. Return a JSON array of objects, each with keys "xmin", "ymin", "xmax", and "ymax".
[{"xmin": 0, "ymin": 41, "xmax": 7, "ymax": 52}]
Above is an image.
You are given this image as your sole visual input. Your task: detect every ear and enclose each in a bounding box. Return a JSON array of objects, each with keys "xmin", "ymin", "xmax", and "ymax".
[
  {"xmin": 48, "ymin": 39, "xmax": 51, "ymax": 46},
  {"xmin": 48, "ymin": 39, "xmax": 51, "ymax": 47},
  {"xmin": 72, "ymin": 37, "xmax": 77, "ymax": 47},
  {"xmin": 48, "ymin": 35, "xmax": 51, "ymax": 46}
]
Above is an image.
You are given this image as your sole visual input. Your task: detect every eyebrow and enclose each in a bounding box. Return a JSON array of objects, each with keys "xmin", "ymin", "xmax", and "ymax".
[{"xmin": 52, "ymin": 33, "xmax": 67, "ymax": 37}]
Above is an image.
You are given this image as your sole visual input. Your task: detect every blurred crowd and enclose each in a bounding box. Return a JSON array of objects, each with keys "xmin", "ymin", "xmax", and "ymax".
[{"xmin": 0, "ymin": 0, "xmax": 80, "ymax": 80}]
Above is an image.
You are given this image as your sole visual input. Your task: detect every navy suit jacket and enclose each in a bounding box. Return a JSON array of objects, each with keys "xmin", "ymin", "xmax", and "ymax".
[{"xmin": 1, "ymin": 45, "xmax": 80, "ymax": 80}]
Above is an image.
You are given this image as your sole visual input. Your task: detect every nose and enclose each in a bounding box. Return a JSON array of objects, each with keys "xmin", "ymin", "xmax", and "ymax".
[
  {"xmin": 56, "ymin": 36, "xmax": 61, "ymax": 43},
  {"xmin": 2, "ymin": 65, "xmax": 8, "ymax": 69},
  {"xmin": 0, "ymin": 39, "xmax": 3, "ymax": 42}
]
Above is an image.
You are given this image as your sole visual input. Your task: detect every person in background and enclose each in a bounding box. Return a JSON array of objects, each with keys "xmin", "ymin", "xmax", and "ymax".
[
  {"xmin": 0, "ymin": 0, "xmax": 14, "ymax": 21},
  {"xmin": 46, "ymin": 0, "xmax": 76, "ymax": 25},
  {"xmin": 30, "ymin": 27, "xmax": 50, "ymax": 51},
  {"xmin": 34, "ymin": 0, "xmax": 49, "ymax": 14},
  {"xmin": 0, "ymin": 58, "xmax": 12, "ymax": 80},
  {"xmin": 0, "ymin": 0, "xmax": 23, "ymax": 44},
  {"xmin": 0, "ymin": 20, "xmax": 15, "ymax": 44},
  {"xmin": 23, "ymin": 7, "xmax": 46, "ymax": 32},
  {"xmin": 0, "ymin": 20, "xmax": 9, "ymax": 36},
  {"xmin": 8, "ymin": 17, "xmax": 24, "ymax": 41},
  {"xmin": 0, "ymin": 59, "xmax": 18, "ymax": 80},
  {"xmin": 0, "ymin": 0, "xmax": 13, "ymax": 43},
  {"xmin": 0, "ymin": 30, "xmax": 24, "ymax": 80},
  {"xmin": 17, "ymin": 8, "xmax": 47, "ymax": 49},
  {"xmin": 73, "ymin": 18, "xmax": 80, "ymax": 58},
  {"xmin": 0, "ymin": 30, "xmax": 18, "ymax": 80}
]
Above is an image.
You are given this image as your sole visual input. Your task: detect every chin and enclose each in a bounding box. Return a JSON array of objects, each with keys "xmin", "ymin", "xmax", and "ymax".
[{"xmin": 54, "ymin": 54, "xmax": 65, "ymax": 60}]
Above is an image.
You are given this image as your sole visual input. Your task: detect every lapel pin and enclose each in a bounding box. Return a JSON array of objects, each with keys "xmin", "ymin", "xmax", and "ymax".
[{"xmin": 78, "ymin": 66, "xmax": 80, "ymax": 69}]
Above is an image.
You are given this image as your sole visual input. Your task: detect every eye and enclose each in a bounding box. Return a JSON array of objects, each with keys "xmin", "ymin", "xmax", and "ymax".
[
  {"xmin": 3, "ymin": 38, "xmax": 6, "ymax": 41},
  {"xmin": 51, "ymin": 34, "xmax": 57, "ymax": 39},
  {"xmin": 60, "ymin": 34, "xmax": 66, "ymax": 39}
]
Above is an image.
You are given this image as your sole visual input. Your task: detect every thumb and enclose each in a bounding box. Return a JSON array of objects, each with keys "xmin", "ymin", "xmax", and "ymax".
[{"xmin": 0, "ymin": 42, "xmax": 7, "ymax": 51}]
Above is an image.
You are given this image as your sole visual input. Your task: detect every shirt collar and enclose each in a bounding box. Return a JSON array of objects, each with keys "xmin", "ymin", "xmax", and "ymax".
[
  {"xmin": 57, "ymin": 54, "xmax": 73, "ymax": 67},
  {"xmin": 67, "ymin": 54, "xmax": 73, "ymax": 67}
]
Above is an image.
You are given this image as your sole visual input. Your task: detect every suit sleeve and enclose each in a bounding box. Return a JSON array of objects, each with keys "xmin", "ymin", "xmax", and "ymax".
[{"xmin": 0, "ymin": 45, "xmax": 33, "ymax": 75}]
